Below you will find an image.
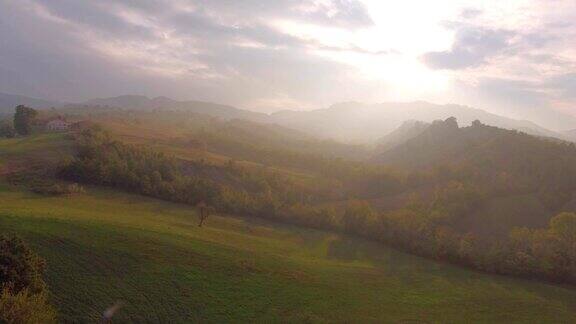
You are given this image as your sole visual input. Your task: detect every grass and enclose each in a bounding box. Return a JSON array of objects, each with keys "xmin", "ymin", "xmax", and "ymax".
[
  {"xmin": 0, "ymin": 133, "xmax": 73, "ymax": 172},
  {"xmin": 0, "ymin": 133, "xmax": 71, "ymax": 156},
  {"xmin": 1, "ymin": 183, "xmax": 576, "ymax": 323},
  {"xmin": 2, "ymin": 133, "xmax": 576, "ymax": 323}
]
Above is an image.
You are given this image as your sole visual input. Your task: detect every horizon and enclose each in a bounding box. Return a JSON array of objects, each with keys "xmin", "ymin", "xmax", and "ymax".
[
  {"xmin": 1, "ymin": 0, "xmax": 576, "ymax": 129},
  {"xmin": 2, "ymin": 90, "xmax": 574, "ymax": 134}
]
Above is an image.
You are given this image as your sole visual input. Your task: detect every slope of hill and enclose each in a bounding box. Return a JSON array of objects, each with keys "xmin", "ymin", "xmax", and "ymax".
[
  {"xmin": 1, "ymin": 92, "xmax": 568, "ymax": 144},
  {"xmin": 373, "ymin": 118, "xmax": 576, "ymax": 235},
  {"xmin": 77, "ymin": 95, "xmax": 269, "ymax": 121},
  {"xmin": 4, "ymin": 114, "xmax": 576, "ymax": 321},
  {"xmin": 563, "ymin": 129, "xmax": 576, "ymax": 141},
  {"xmin": 375, "ymin": 117, "xmax": 576, "ymax": 170},
  {"xmin": 271, "ymin": 101, "xmax": 563, "ymax": 143},
  {"xmin": 2, "ymin": 178, "xmax": 576, "ymax": 322},
  {"xmin": 79, "ymin": 96, "xmax": 568, "ymax": 144},
  {"xmin": 0, "ymin": 92, "xmax": 62, "ymax": 113},
  {"xmin": 375, "ymin": 120, "xmax": 430, "ymax": 152}
]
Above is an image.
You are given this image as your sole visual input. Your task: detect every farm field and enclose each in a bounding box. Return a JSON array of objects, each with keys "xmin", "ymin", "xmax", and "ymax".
[{"xmin": 1, "ymin": 182, "xmax": 576, "ymax": 322}]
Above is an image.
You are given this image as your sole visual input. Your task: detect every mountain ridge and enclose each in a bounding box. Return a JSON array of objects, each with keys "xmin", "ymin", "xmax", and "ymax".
[
  {"xmin": 0, "ymin": 92, "xmax": 63, "ymax": 114},
  {"xmin": 0, "ymin": 92, "xmax": 568, "ymax": 143},
  {"xmin": 270, "ymin": 101, "xmax": 565, "ymax": 143}
]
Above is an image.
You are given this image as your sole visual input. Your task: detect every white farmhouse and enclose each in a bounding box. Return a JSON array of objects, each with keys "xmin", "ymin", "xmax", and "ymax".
[{"xmin": 46, "ymin": 118, "xmax": 70, "ymax": 131}]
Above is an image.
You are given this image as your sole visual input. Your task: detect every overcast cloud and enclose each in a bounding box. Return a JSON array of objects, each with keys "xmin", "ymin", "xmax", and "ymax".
[{"xmin": 1, "ymin": 0, "xmax": 576, "ymax": 129}]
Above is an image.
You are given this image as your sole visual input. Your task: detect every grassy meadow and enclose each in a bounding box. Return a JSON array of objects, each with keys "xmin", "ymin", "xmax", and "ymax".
[
  {"xmin": 2, "ymin": 132, "xmax": 576, "ymax": 323},
  {"xmin": 1, "ymin": 182, "xmax": 576, "ymax": 322},
  {"xmin": 0, "ymin": 132, "xmax": 72, "ymax": 174}
]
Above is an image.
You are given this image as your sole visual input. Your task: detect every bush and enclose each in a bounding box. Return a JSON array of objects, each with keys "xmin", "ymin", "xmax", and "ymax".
[
  {"xmin": 0, "ymin": 287, "xmax": 57, "ymax": 324},
  {"xmin": 6, "ymin": 170, "xmax": 84, "ymax": 196},
  {"xmin": 30, "ymin": 183, "xmax": 85, "ymax": 196},
  {"xmin": 0, "ymin": 235, "xmax": 47, "ymax": 294}
]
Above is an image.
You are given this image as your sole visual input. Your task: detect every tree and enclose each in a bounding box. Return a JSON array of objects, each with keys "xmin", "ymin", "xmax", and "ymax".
[
  {"xmin": 549, "ymin": 212, "xmax": 576, "ymax": 273},
  {"xmin": 13, "ymin": 105, "xmax": 38, "ymax": 136},
  {"xmin": 0, "ymin": 235, "xmax": 47, "ymax": 294},
  {"xmin": 0, "ymin": 288, "xmax": 57, "ymax": 324},
  {"xmin": 549, "ymin": 212, "xmax": 576, "ymax": 246}
]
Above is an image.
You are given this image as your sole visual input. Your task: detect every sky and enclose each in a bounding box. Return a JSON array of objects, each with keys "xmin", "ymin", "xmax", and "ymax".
[{"xmin": 1, "ymin": 0, "xmax": 576, "ymax": 130}]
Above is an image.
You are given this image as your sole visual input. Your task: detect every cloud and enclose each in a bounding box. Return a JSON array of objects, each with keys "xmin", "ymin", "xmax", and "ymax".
[
  {"xmin": 546, "ymin": 73, "xmax": 576, "ymax": 99},
  {"xmin": 459, "ymin": 8, "xmax": 482, "ymax": 19},
  {"xmin": 300, "ymin": 0, "xmax": 374, "ymax": 28},
  {"xmin": 422, "ymin": 26, "xmax": 515, "ymax": 70},
  {"xmin": 452, "ymin": 75, "xmax": 576, "ymax": 130},
  {"xmin": 1, "ymin": 0, "xmax": 575, "ymax": 129},
  {"xmin": 0, "ymin": 0, "xmax": 378, "ymax": 109}
]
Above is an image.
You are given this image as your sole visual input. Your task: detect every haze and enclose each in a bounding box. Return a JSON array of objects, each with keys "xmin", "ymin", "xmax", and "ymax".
[
  {"xmin": 1, "ymin": 0, "xmax": 576, "ymax": 130},
  {"xmin": 5, "ymin": 1, "xmax": 576, "ymax": 322}
]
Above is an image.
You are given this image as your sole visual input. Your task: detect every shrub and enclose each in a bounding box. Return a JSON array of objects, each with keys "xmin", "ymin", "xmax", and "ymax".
[
  {"xmin": 0, "ymin": 287, "xmax": 57, "ymax": 324},
  {"xmin": 30, "ymin": 183, "xmax": 85, "ymax": 196},
  {"xmin": 0, "ymin": 235, "xmax": 47, "ymax": 294},
  {"xmin": 6, "ymin": 170, "xmax": 84, "ymax": 196}
]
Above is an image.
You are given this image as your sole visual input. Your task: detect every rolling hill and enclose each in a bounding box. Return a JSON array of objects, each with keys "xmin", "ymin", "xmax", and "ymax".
[
  {"xmin": 374, "ymin": 117, "xmax": 576, "ymax": 236},
  {"xmin": 3, "ymin": 110, "xmax": 576, "ymax": 321},
  {"xmin": 374, "ymin": 120, "xmax": 430, "ymax": 152},
  {"xmin": 2, "ymin": 134, "xmax": 576, "ymax": 322},
  {"xmin": 270, "ymin": 101, "xmax": 564, "ymax": 143},
  {"xmin": 0, "ymin": 92, "xmax": 62, "ymax": 114},
  {"xmin": 1, "ymin": 91, "xmax": 568, "ymax": 144},
  {"xmin": 77, "ymin": 95, "xmax": 269, "ymax": 122}
]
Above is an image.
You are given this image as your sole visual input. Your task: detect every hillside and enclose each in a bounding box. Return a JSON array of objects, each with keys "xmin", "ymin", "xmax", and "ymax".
[
  {"xmin": 2, "ymin": 176, "xmax": 576, "ymax": 322},
  {"xmin": 375, "ymin": 120, "xmax": 430, "ymax": 152},
  {"xmin": 2, "ymin": 91, "xmax": 568, "ymax": 144},
  {"xmin": 76, "ymin": 95, "xmax": 269, "ymax": 122},
  {"xmin": 3, "ymin": 116, "xmax": 576, "ymax": 321},
  {"xmin": 375, "ymin": 117, "xmax": 576, "ymax": 172},
  {"xmin": 271, "ymin": 101, "xmax": 564, "ymax": 143},
  {"xmin": 0, "ymin": 92, "xmax": 62, "ymax": 114},
  {"xmin": 374, "ymin": 118, "xmax": 576, "ymax": 236},
  {"xmin": 563, "ymin": 129, "xmax": 576, "ymax": 142}
]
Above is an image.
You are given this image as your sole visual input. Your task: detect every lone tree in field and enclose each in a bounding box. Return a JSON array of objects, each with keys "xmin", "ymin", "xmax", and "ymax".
[
  {"xmin": 13, "ymin": 105, "xmax": 38, "ymax": 136},
  {"xmin": 197, "ymin": 201, "xmax": 213, "ymax": 227}
]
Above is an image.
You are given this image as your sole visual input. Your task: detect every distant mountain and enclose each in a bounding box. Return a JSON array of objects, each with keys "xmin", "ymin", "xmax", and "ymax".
[
  {"xmin": 78, "ymin": 95, "xmax": 268, "ymax": 121},
  {"xmin": 0, "ymin": 92, "xmax": 62, "ymax": 114},
  {"xmin": 563, "ymin": 129, "xmax": 576, "ymax": 142},
  {"xmin": 199, "ymin": 118, "xmax": 370, "ymax": 161},
  {"xmin": 81, "ymin": 95, "xmax": 152, "ymax": 109},
  {"xmin": 373, "ymin": 117, "xmax": 575, "ymax": 169},
  {"xmin": 373, "ymin": 117, "xmax": 496, "ymax": 167},
  {"xmin": 1, "ymin": 92, "xmax": 568, "ymax": 144},
  {"xmin": 270, "ymin": 101, "xmax": 564, "ymax": 143},
  {"xmin": 375, "ymin": 120, "xmax": 430, "ymax": 152}
]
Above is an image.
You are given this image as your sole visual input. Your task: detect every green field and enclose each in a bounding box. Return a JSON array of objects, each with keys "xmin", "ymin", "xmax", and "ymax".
[
  {"xmin": 0, "ymin": 133, "xmax": 72, "ymax": 172},
  {"xmin": 1, "ymin": 183, "xmax": 576, "ymax": 323},
  {"xmin": 2, "ymin": 134, "xmax": 576, "ymax": 323}
]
